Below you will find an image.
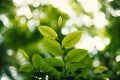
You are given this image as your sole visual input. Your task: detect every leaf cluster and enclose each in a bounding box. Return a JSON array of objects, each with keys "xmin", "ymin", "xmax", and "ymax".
[{"xmin": 19, "ymin": 17, "xmax": 88, "ymax": 80}]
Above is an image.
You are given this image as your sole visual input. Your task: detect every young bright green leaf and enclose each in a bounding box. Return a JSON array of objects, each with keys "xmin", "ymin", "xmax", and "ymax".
[
  {"xmin": 18, "ymin": 48, "xmax": 29, "ymax": 60},
  {"xmin": 65, "ymin": 49, "xmax": 87, "ymax": 63},
  {"xmin": 43, "ymin": 38, "xmax": 62, "ymax": 56},
  {"xmin": 38, "ymin": 26, "xmax": 58, "ymax": 39},
  {"xmin": 32, "ymin": 54, "xmax": 44, "ymax": 69},
  {"xmin": 62, "ymin": 31, "xmax": 82, "ymax": 48},
  {"xmin": 19, "ymin": 64, "xmax": 33, "ymax": 72},
  {"xmin": 58, "ymin": 16, "xmax": 62, "ymax": 26},
  {"xmin": 95, "ymin": 66, "xmax": 108, "ymax": 73}
]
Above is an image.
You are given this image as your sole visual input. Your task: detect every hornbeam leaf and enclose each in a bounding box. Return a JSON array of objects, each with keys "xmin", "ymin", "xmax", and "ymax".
[
  {"xmin": 43, "ymin": 38, "xmax": 62, "ymax": 56},
  {"xmin": 65, "ymin": 49, "xmax": 87, "ymax": 63},
  {"xmin": 62, "ymin": 31, "xmax": 82, "ymax": 48},
  {"xmin": 38, "ymin": 26, "xmax": 58, "ymax": 39}
]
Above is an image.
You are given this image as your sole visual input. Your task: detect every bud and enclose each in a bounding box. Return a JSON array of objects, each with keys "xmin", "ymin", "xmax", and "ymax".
[{"xmin": 58, "ymin": 16, "xmax": 62, "ymax": 26}]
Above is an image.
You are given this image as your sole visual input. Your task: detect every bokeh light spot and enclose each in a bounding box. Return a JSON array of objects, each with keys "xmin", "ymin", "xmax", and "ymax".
[
  {"xmin": 61, "ymin": 27, "xmax": 69, "ymax": 35},
  {"xmin": 93, "ymin": 59, "xmax": 100, "ymax": 67},
  {"xmin": 116, "ymin": 55, "xmax": 120, "ymax": 62}
]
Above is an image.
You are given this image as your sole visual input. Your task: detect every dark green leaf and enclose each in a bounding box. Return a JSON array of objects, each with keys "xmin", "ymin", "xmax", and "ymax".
[
  {"xmin": 38, "ymin": 26, "xmax": 58, "ymax": 39},
  {"xmin": 65, "ymin": 49, "xmax": 87, "ymax": 63},
  {"xmin": 41, "ymin": 63, "xmax": 54, "ymax": 72},
  {"xmin": 66, "ymin": 62, "xmax": 81, "ymax": 73},
  {"xmin": 43, "ymin": 38, "xmax": 62, "ymax": 56},
  {"xmin": 79, "ymin": 55, "xmax": 92, "ymax": 68},
  {"xmin": 62, "ymin": 31, "xmax": 82, "ymax": 48},
  {"xmin": 41, "ymin": 63, "xmax": 61, "ymax": 78},
  {"xmin": 45, "ymin": 57, "xmax": 63, "ymax": 67},
  {"xmin": 32, "ymin": 54, "xmax": 44, "ymax": 69},
  {"xmin": 19, "ymin": 64, "xmax": 33, "ymax": 72}
]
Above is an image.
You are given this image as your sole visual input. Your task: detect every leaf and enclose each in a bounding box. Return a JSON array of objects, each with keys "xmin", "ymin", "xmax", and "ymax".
[
  {"xmin": 95, "ymin": 66, "xmax": 108, "ymax": 73},
  {"xmin": 41, "ymin": 63, "xmax": 61, "ymax": 78},
  {"xmin": 19, "ymin": 64, "xmax": 33, "ymax": 72},
  {"xmin": 65, "ymin": 49, "xmax": 87, "ymax": 63},
  {"xmin": 79, "ymin": 55, "xmax": 92, "ymax": 68},
  {"xmin": 43, "ymin": 38, "xmax": 62, "ymax": 56},
  {"xmin": 58, "ymin": 16, "xmax": 62, "ymax": 26},
  {"xmin": 18, "ymin": 48, "xmax": 29, "ymax": 60},
  {"xmin": 67, "ymin": 62, "xmax": 81, "ymax": 73},
  {"xmin": 45, "ymin": 58, "xmax": 63, "ymax": 67},
  {"xmin": 62, "ymin": 31, "xmax": 82, "ymax": 48},
  {"xmin": 41, "ymin": 63, "xmax": 54, "ymax": 72},
  {"xmin": 32, "ymin": 54, "xmax": 44, "ymax": 69},
  {"xmin": 38, "ymin": 26, "xmax": 58, "ymax": 39}
]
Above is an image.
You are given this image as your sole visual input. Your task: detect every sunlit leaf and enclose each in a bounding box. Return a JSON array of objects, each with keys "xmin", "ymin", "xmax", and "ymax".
[
  {"xmin": 19, "ymin": 64, "xmax": 33, "ymax": 72},
  {"xmin": 38, "ymin": 26, "xmax": 58, "ymax": 39},
  {"xmin": 95, "ymin": 66, "xmax": 108, "ymax": 73},
  {"xmin": 43, "ymin": 38, "xmax": 62, "ymax": 56},
  {"xmin": 58, "ymin": 16, "xmax": 62, "ymax": 26},
  {"xmin": 18, "ymin": 48, "xmax": 29, "ymax": 60},
  {"xmin": 62, "ymin": 31, "xmax": 82, "ymax": 48},
  {"xmin": 65, "ymin": 49, "xmax": 87, "ymax": 63},
  {"xmin": 32, "ymin": 54, "xmax": 44, "ymax": 69}
]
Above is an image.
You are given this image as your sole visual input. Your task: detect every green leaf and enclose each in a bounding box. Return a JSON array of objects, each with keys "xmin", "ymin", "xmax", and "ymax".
[
  {"xmin": 19, "ymin": 64, "xmax": 33, "ymax": 72},
  {"xmin": 45, "ymin": 58, "xmax": 63, "ymax": 67},
  {"xmin": 32, "ymin": 54, "xmax": 44, "ymax": 69},
  {"xmin": 18, "ymin": 48, "xmax": 29, "ymax": 60},
  {"xmin": 41, "ymin": 63, "xmax": 54, "ymax": 72},
  {"xmin": 65, "ymin": 49, "xmax": 87, "ymax": 63},
  {"xmin": 58, "ymin": 16, "xmax": 62, "ymax": 26},
  {"xmin": 95, "ymin": 66, "xmax": 108, "ymax": 73},
  {"xmin": 38, "ymin": 26, "xmax": 58, "ymax": 39},
  {"xmin": 62, "ymin": 31, "xmax": 82, "ymax": 48},
  {"xmin": 41, "ymin": 63, "xmax": 61, "ymax": 78},
  {"xmin": 67, "ymin": 62, "xmax": 81, "ymax": 73},
  {"xmin": 79, "ymin": 55, "xmax": 92, "ymax": 68},
  {"xmin": 43, "ymin": 38, "xmax": 62, "ymax": 56}
]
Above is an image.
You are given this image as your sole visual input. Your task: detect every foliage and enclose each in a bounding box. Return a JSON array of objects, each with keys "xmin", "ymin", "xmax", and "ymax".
[
  {"xmin": 1, "ymin": 0, "xmax": 120, "ymax": 80},
  {"xmin": 19, "ymin": 20, "xmax": 88, "ymax": 79}
]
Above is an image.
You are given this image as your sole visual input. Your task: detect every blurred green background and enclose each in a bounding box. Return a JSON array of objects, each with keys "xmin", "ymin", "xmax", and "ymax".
[{"xmin": 0, "ymin": 0, "xmax": 120, "ymax": 80}]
